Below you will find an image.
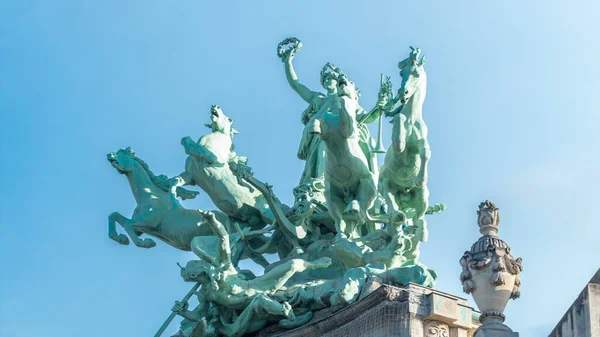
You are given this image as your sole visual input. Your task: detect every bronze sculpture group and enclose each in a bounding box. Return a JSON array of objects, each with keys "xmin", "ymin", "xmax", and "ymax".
[{"xmin": 107, "ymin": 39, "xmax": 445, "ymax": 337}]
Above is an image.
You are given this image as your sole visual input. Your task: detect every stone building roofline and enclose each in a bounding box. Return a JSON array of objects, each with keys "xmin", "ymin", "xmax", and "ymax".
[{"xmin": 589, "ymin": 267, "xmax": 600, "ymax": 284}]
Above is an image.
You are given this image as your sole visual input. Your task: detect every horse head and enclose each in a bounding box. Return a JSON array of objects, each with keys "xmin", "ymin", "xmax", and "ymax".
[
  {"xmin": 107, "ymin": 147, "xmax": 137, "ymax": 174},
  {"xmin": 397, "ymin": 47, "xmax": 426, "ymax": 104},
  {"xmin": 207, "ymin": 105, "xmax": 239, "ymax": 136},
  {"xmin": 337, "ymin": 74, "xmax": 360, "ymax": 101},
  {"xmin": 309, "ymin": 73, "xmax": 359, "ymax": 139}
]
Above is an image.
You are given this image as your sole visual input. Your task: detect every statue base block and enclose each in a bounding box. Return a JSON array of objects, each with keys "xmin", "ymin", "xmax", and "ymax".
[
  {"xmin": 253, "ymin": 283, "xmax": 482, "ymax": 337},
  {"xmin": 473, "ymin": 322, "xmax": 519, "ymax": 337}
]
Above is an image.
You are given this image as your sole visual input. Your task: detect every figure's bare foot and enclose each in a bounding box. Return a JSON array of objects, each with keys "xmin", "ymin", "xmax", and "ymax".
[
  {"xmin": 310, "ymin": 257, "xmax": 332, "ymax": 270},
  {"xmin": 279, "ymin": 312, "xmax": 314, "ymax": 329},
  {"xmin": 282, "ymin": 302, "xmax": 295, "ymax": 320}
]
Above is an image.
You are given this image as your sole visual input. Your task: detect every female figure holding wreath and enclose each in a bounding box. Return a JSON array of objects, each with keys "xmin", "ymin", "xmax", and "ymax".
[
  {"xmin": 279, "ymin": 38, "xmax": 389, "ymax": 185},
  {"xmin": 279, "ymin": 38, "xmax": 342, "ymax": 184}
]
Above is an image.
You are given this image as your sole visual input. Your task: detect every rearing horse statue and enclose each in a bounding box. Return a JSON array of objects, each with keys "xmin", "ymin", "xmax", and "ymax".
[
  {"xmin": 106, "ymin": 147, "xmax": 270, "ymax": 267},
  {"xmin": 171, "ymin": 105, "xmax": 273, "ymax": 228},
  {"xmin": 379, "ymin": 47, "xmax": 431, "ymax": 265},
  {"xmin": 310, "ymin": 75, "xmax": 377, "ymax": 239}
]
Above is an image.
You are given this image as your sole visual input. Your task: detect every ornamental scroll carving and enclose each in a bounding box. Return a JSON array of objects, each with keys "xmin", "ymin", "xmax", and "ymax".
[{"xmin": 424, "ymin": 320, "xmax": 449, "ymax": 337}]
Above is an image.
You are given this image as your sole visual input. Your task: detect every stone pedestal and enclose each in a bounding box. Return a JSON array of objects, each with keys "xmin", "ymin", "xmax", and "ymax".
[
  {"xmin": 472, "ymin": 322, "xmax": 518, "ymax": 337},
  {"xmin": 254, "ymin": 282, "xmax": 480, "ymax": 337}
]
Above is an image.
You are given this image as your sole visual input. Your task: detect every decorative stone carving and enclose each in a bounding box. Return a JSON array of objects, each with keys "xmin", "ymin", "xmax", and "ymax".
[
  {"xmin": 476, "ymin": 200, "xmax": 500, "ymax": 235},
  {"xmin": 460, "ymin": 201, "xmax": 522, "ymax": 336},
  {"xmin": 424, "ymin": 320, "xmax": 450, "ymax": 337}
]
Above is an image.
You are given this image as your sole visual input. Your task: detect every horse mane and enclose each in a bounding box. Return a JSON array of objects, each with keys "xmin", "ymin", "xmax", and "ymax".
[
  {"xmin": 205, "ymin": 118, "xmax": 237, "ymax": 153},
  {"xmin": 131, "ymin": 153, "xmax": 199, "ymax": 200},
  {"xmin": 131, "ymin": 155, "xmax": 170, "ymax": 191}
]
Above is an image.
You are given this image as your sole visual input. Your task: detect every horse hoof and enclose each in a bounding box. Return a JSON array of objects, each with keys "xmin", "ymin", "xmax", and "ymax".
[
  {"xmin": 392, "ymin": 212, "xmax": 407, "ymax": 224},
  {"xmin": 309, "ymin": 120, "xmax": 321, "ymax": 134},
  {"xmin": 142, "ymin": 238, "xmax": 156, "ymax": 248},
  {"xmin": 117, "ymin": 234, "xmax": 130, "ymax": 245},
  {"xmin": 345, "ymin": 200, "xmax": 360, "ymax": 214}
]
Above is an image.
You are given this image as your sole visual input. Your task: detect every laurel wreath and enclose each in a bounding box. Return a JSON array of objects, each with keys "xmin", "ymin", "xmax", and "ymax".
[{"xmin": 277, "ymin": 37, "xmax": 302, "ymax": 61}]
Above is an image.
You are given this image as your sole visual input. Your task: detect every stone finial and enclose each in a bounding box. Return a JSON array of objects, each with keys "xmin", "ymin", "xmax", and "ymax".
[
  {"xmin": 477, "ymin": 200, "xmax": 500, "ymax": 235},
  {"xmin": 461, "ymin": 201, "xmax": 522, "ymax": 337}
]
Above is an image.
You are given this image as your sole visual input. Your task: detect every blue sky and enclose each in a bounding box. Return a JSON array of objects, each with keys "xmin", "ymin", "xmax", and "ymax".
[{"xmin": 1, "ymin": 1, "xmax": 599, "ymax": 336}]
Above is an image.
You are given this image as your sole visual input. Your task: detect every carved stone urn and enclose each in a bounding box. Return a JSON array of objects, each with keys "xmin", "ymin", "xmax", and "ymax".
[{"xmin": 459, "ymin": 201, "xmax": 522, "ymax": 336}]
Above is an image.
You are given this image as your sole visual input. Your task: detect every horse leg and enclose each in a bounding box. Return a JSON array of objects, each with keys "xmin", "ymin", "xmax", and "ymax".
[
  {"xmin": 357, "ymin": 177, "xmax": 377, "ymax": 226},
  {"xmin": 249, "ymin": 251, "xmax": 271, "ymax": 269},
  {"xmin": 190, "ymin": 236, "xmax": 217, "ymax": 264},
  {"xmin": 380, "ymin": 180, "xmax": 406, "ymax": 226},
  {"xmin": 380, "ymin": 180, "xmax": 397, "ymax": 213},
  {"xmin": 400, "ymin": 187, "xmax": 429, "ymax": 266},
  {"xmin": 415, "ymin": 138, "xmax": 431, "ymax": 187},
  {"xmin": 402, "ymin": 233, "xmax": 422, "ymax": 267},
  {"xmin": 411, "ymin": 186, "xmax": 430, "ymax": 243},
  {"xmin": 120, "ymin": 213, "xmax": 159, "ymax": 248},
  {"xmin": 393, "ymin": 114, "xmax": 408, "ymax": 152},
  {"xmin": 108, "ymin": 212, "xmax": 131, "ymax": 245},
  {"xmin": 326, "ymin": 189, "xmax": 348, "ymax": 239},
  {"xmin": 236, "ymin": 241, "xmax": 271, "ymax": 269}
]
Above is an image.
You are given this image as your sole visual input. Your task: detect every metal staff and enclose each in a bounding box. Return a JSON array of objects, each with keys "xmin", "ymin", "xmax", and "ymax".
[
  {"xmin": 358, "ymin": 74, "xmax": 389, "ymax": 154},
  {"xmin": 357, "ymin": 74, "xmax": 392, "ymax": 127},
  {"xmin": 154, "ymin": 282, "xmax": 202, "ymax": 337},
  {"xmin": 372, "ymin": 75, "xmax": 387, "ymax": 154}
]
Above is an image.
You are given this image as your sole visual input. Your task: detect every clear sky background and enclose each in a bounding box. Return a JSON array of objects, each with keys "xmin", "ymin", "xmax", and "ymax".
[{"xmin": 1, "ymin": 1, "xmax": 599, "ymax": 336}]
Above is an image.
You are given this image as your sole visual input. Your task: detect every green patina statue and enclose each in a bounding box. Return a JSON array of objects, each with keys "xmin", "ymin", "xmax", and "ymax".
[
  {"xmin": 307, "ymin": 74, "xmax": 378, "ymax": 240},
  {"xmin": 177, "ymin": 211, "xmax": 331, "ymax": 337},
  {"xmin": 107, "ymin": 146, "xmax": 228, "ymax": 250},
  {"xmin": 170, "ymin": 105, "xmax": 274, "ymax": 228},
  {"xmin": 106, "ymin": 147, "xmax": 270, "ymax": 268},
  {"xmin": 379, "ymin": 47, "xmax": 437, "ymax": 266},
  {"xmin": 280, "ymin": 39, "xmax": 383, "ymax": 185},
  {"xmin": 106, "ymin": 39, "xmax": 444, "ymax": 337}
]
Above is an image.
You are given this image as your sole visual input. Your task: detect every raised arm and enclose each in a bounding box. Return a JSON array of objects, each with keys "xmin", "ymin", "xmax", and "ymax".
[
  {"xmin": 385, "ymin": 93, "xmax": 404, "ymax": 117},
  {"xmin": 200, "ymin": 210, "xmax": 233, "ymax": 269},
  {"xmin": 359, "ymin": 77, "xmax": 398, "ymax": 124},
  {"xmin": 358, "ymin": 105, "xmax": 383, "ymax": 125},
  {"xmin": 284, "ymin": 55, "xmax": 317, "ymax": 104}
]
